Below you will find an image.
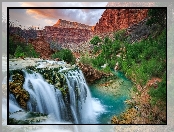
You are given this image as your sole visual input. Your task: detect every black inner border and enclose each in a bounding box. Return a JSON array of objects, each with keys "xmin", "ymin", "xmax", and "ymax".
[{"xmin": 7, "ymin": 6, "xmax": 167, "ymax": 125}]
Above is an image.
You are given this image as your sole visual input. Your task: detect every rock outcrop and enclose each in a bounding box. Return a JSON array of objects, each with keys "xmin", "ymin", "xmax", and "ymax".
[
  {"xmin": 93, "ymin": 9, "xmax": 148, "ymax": 37},
  {"xmin": 78, "ymin": 63, "xmax": 111, "ymax": 84},
  {"xmin": 29, "ymin": 38, "xmax": 54, "ymax": 59},
  {"xmin": 9, "ymin": 72, "xmax": 30, "ymax": 109},
  {"xmin": 10, "ymin": 9, "xmax": 150, "ymax": 58},
  {"xmin": 36, "ymin": 19, "xmax": 93, "ymax": 53},
  {"xmin": 53, "ymin": 19, "xmax": 92, "ymax": 30}
]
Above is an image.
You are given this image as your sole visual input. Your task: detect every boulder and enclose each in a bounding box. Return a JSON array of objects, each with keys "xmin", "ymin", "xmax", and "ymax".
[{"xmin": 78, "ymin": 63, "xmax": 111, "ymax": 84}]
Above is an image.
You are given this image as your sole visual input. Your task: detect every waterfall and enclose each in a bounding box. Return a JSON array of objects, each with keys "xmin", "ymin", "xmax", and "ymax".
[
  {"xmin": 9, "ymin": 94, "xmax": 23, "ymax": 113},
  {"xmin": 9, "ymin": 67, "xmax": 104, "ymax": 124},
  {"xmin": 63, "ymin": 69, "xmax": 97, "ymax": 124},
  {"xmin": 23, "ymin": 71, "xmax": 66, "ymax": 121}
]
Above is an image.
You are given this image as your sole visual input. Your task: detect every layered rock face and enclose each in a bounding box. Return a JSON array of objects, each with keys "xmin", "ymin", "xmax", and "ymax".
[
  {"xmin": 10, "ymin": 9, "xmax": 149, "ymax": 59},
  {"xmin": 53, "ymin": 19, "xmax": 92, "ymax": 30},
  {"xmin": 94, "ymin": 9, "xmax": 148, "ymax": 35},
  {"xmin": 36, "ymin": 19, "xmax": 93, "ymax": 53},
  {"xmin": 30, "ymin": 38, "xmax": 54, "ymax": 59},
  {"xmin": 41, "ymin": 27, "xmax": 92, "ymax": 45}
]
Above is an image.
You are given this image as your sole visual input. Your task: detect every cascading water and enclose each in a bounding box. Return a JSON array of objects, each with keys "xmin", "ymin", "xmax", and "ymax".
[
  {"xmin": 63, "ymin": 69, "xmax": 98, "ymax": 124},
  {"xmin": 9, "ymin": 93, "xmax": 23, "ymax": 113},
  {"xmin": 23, "ymin": 71, "xmax": 67, "ymax": 121},
  {"xmin": 9, "ymin": 64, "xmax": 104, "ymax": 124}
]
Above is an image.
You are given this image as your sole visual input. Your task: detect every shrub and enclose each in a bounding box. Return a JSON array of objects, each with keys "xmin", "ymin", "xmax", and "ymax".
[
  {"xmin": 149, "ymin": 74, "xmax": 166, "ymax": 106},
  {"xmin": 25, "ymin": 44, "xmax": 39, "ymax": 58},
  {"xmin": 80, "ymin": 54, "xmax": 93, "ymax": 65},
  {"xmin": 90, "ymin": 36, "xmax": 102, "ymax": 45},
  {"xmin": 51, "ymin": 49, "xmax": 75, "ymax": 64},
  {"xmin": 14, "ymin": 45, "xmax": 25, "ymax": 58},
  {"xmin": 146, "ymin": 9, "xmax": 166, "ymax": 27},
  {"xmin": 114, "ymin": 29, "xmax": 127, "ymax": 41},
  {"xmin": 14, "ymin": 44, "xmax": 39, "ymax": 58}
]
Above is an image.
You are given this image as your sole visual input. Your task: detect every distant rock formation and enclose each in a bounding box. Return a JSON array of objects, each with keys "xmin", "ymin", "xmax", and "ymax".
[
  {"xmin": 36, "ymin": 19, "xmax": 94, "ymax": 53},
  {"xmin": 53, "ymin": 19, "xmax": 93, "ymax": 30},
  {"xmin": 10, "ymin": 9, "xmax": 150, "ymax": 59},
  {"xmin": 30, "ymin": 38, "xmax": 54, "ymax": 59}
]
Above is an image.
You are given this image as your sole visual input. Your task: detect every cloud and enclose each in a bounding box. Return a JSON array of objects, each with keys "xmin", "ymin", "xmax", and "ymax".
[
  {"xmin": 25, "ymin": 9, "xmax": 105, "ymax": 26},
  {"xmin": 19, "ymin": 2, "xmax": 107, "ymax": 25},
  {"xmin": 8, "ymin": 2, "xmax": 107, "ymax": 28}
]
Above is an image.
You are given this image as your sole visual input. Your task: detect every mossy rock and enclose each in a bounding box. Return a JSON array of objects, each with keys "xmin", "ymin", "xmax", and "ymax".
[
  {"xmin": 9, "ymin": 71, "xmax": 30, "ymax": 109},
  {"xmin": 9, "ymin": 111, "xmax": 48, "ymax": 124}
]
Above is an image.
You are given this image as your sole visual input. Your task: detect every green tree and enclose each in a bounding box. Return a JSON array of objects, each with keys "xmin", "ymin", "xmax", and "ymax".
[
  {"xmin": 14, "ymin": 45, "xmax": 25, "ymax": 58},
  {"xmin": 90, "ymin": 36, "xmax": 102, "ymax": 45},
  {"xmin": 51, "ymin": 49, "xmax": 75, "ymax": 64}
]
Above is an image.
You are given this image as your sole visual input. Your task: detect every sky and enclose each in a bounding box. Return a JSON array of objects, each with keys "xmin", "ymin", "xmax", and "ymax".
[{"xmin": 2, "ymin": 2, "xmax": 108, "ymax": 29}]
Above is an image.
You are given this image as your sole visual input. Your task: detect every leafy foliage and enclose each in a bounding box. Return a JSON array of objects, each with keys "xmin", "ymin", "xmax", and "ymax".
[
  {"xmin": 88, "ymin": 28, "xmax": 166, "ymax": 86},
  {"xmin": 114, "ymin": 29, "xmax": 127, "ymax": 41},
  {"xmin": 14, "ymin": 45, "xmax": 25, "ymax": 58},
  {"xmin": 80, "ymin": 53, "xmax": 93, "ymax": 65},
  {"xmin": 149, "ymin": 74, "xmax": 166, "ymax": 106},
  {"xmin": 146, "ymin": 8, "xmax": 166, "ymax": 27},
  {"xmin": 90, "ymin": 33, "xmax": 123, "ymax": 71},
  {"xmin": 51, "ymin": 49, "xmax": 75, "ymax": 64},
  {"xmin": 14, "ymin": 44, "xmax": 39, "ymax": 58},
  {"xmin": 118, "ymin": 30, "xmax": 166, "ymax": 85},
  {"xmin": 90, "ymin": 36, "xmax": 102, "ymax": 45}
]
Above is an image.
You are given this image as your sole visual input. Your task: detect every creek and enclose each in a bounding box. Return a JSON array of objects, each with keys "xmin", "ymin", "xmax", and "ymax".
[{"xmin": 89, "ymin": 71, "xmax": 132, "ymax": 124}]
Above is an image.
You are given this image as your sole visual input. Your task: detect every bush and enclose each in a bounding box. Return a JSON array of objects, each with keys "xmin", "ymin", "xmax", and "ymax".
[
  {"xmin": 9, "ymin": 36, "xmax": 23, "ymax": 56},
  {"xmin": 51, "ymin": 49, "xmax": 75, "ymax": 64},
  {"xmin": 149, "ymin": 74, "xmax": 166, "ymax": 106},
  {"xmin": 14, "ymin": 44, "xmax": 39, "ymax": 58},
  {"xmin": 25, "ymin": 44, "xmax": 39, "ymax": 58},
  {"xmin": 146, "ymin": 9, "xmax": 166, "ymax": 27},
  {"xmin": 114, "ymin": 29, "xmax": 127, "ymax": 41},
  {"xmin": 80, "ymin": 54, "xmax": 93, "ymax": 65},
  {"xmin": 90, "ymin": 36, "xmax": 102, "ymax": 45},
  {"xmin": 14, "ymin": 45, "xmax": 25, "ymax": 58}
]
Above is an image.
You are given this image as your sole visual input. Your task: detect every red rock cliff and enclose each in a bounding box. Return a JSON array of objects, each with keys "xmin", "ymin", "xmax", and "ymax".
[
  {"xmin": 93, "ymin": 9, "xmax": 148, "ymax": 35},
  {"xmin": 53, "ymin": 19, "xmax": 92, "ymax": 30},
  {"xmin": 36, "ymin": 19, "xmax": 94, "ymax": 53}
]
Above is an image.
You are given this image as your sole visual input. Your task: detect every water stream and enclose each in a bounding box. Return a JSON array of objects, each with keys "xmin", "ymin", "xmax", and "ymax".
[{"xmin": 89, "ymin": 71, "xmax": 132, "ymax": 124}]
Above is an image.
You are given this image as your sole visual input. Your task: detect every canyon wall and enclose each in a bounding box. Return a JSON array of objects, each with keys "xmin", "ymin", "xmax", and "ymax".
[
  {"xmin": 36, "ymin": 19, "xmax": 94, "ymax": 53},
  {"xmin": 10, "ymin": 9, "xmax": 149, "ymax": 58},
  {"xmin": 93, "ymin": 9, "xmax": 148, "ymax": 35},
  {"xmin": 36, "ymin": 9, "xmax": 148, "ymax": 52},
  {"xmin": 53, "ymin": 19, "xmax": 93, "ymax": 30}
]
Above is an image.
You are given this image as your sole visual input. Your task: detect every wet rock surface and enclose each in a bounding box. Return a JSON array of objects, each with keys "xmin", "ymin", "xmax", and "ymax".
[
  {"xmin": 9, "ymin": 72, "xmax": 29, "ymax": 109},
  {"xmin": 78, "ymin": 63, "xmax": 112, "ymax": 84},
  {"xmin": 9, "ymin": 110, "xmax": 48, "ymax": 124}
]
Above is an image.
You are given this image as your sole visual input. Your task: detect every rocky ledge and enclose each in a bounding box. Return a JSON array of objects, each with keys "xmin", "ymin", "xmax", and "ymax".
[
  {"xmin": 9, "ymin": 58, "xmax": 76, "ymax": 109},
  {"xmin": 78, "ymin": 63, "xmax": 112, "ymax": 84}
]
